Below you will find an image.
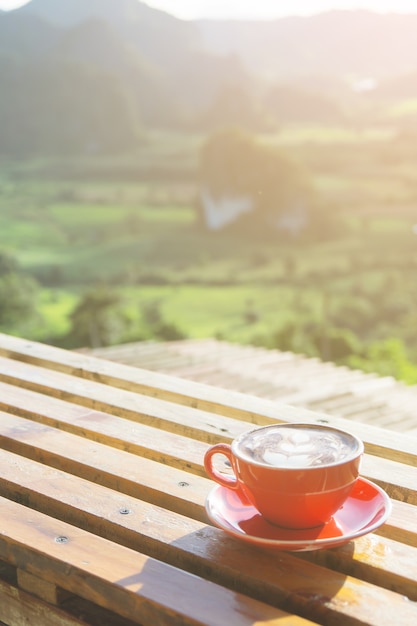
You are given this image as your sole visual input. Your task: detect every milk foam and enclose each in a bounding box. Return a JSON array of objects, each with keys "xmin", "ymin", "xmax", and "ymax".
[{"xmin": 238, "ymin": 425, "xmax": 358, "ymax": 468}]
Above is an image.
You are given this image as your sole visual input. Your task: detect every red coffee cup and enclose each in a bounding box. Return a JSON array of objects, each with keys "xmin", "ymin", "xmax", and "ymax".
[{"xmin": 204, "ymin": 423, "xmax": 363, "ymax": 529}]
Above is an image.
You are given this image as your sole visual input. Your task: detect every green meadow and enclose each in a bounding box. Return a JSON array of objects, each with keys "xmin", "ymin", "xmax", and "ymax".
[{"xmin": 2, "ymin": 126, "xmax": 417, "ymax": 382}]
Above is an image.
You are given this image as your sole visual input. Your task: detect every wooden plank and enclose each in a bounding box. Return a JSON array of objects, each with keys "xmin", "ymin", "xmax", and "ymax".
[
  {"xmin": 0, "ymin": 358, "xmax": 247, "ymax": 445},
  {"xmin": 0, "ymin": 496, "xmax": 316, "ymax": 626},
  {"xmin": 0, "ymin": 564, "xmax": 139, "ymax": 625},
  {"xmin": 0, "ymin": 411, "xmax": 209, "ymax": 522},
  {"xmin": 0, "ymin": 559, "xmax": 16, "ymax": 586},
  {"xmin": 377, "ymin": 499, "xmax": 417, "ymax": 547},
  {"xmin": 17, "ymin": 569, "xmax": 71, "ymax": 605},
  {"xmin": 59, "ymin": 596, "xmax": 141, "ymax": 626},
  {"xmin": 0, "ymin": 576, "xmax": 160, "ymax": 626},
  {"xmin": 0, "ymin": 333, "xmax": 415, "ymax": 466},
  {"xmin": 361, "ymin": 455, "xmax": 417, "ymax": 504},
  {"xmin": 1, "ymin": 373, "xmax": 416, "ymax": 502},
  {"xmin": 0, "ymin": 450, "xmax": 417, "ymax": 625},
  {"xmin": 1, "ymin": 413, "xmax": 416, "ymax": 551},
  {"xmin": 0, "ymin": 578, "xmax": 86, "ymax": 626},
  {"xmin": 0, "ymin": 394, "xmax": 209, "ymax": 477},
  {"xmin": 301, "ymin": 534, "xmax": 417, "ymax": 603}
]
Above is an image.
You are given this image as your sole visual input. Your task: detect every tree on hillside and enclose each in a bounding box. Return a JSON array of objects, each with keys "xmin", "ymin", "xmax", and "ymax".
[
  {"xmin": 199, "ymin": 85, "xmax": 271, "ymax": 132},
  {"xmin": 67, "ymin": 286, "xmax": 130, "ymax": 348},
  {"xmin": 0, "ymin": 58, "xmax": 141, "ymax": 157},
  {"xmin": 0, "ymin": 251, "xmax": 39, "ymax": 330},
  {"xmin": 264, "ymin": 84, "xmax": 344, "ymax": 124},
  {"xmin": 198, "ymin": 128, "xmax": 316, "ymax": 233},
  {"xmin": 0, "ymin": 251, "xmax": 18, "ymax": 276},
  {"xmin": 200, "ymin": 128, "xmax": 258, "ymax": 197}
]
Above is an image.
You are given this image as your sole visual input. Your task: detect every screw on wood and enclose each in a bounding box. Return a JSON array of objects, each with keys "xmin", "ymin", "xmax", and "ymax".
[
  {"xmin": 119, "ymin": 508, "xmax": 131, "ymax": 515},
  {"xmin": 178, "ymin": 481, "xmax": 189, "ymax": 487},
  {"xmin": 55, "ymin": 536, "xmax": 69, "ymax": 544}
]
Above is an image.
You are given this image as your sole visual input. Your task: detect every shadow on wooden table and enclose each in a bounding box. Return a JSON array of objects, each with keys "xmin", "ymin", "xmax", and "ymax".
[{"xmin": 154, "ymin": 526, "xmax": 353, "ymax": 624}]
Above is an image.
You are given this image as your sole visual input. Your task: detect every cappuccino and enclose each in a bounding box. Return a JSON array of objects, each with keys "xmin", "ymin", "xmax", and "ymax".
[
  {"xmin": 205, "ymin": 422, "xmax": 364, "ymax": 528},
  {"xmin": 236, "ymin": 424, "xmax": 359, "ymax": 468}
]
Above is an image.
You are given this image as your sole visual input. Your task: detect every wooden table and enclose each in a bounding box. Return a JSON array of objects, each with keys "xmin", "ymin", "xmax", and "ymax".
[{"xmin": 0, "ymin": 332, "xmax": 416, "ymax": 626}]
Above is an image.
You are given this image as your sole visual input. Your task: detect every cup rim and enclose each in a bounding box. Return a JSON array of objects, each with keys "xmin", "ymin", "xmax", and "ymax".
[{"xmin": 231, "ymin": 422, "xmax": 364, "ymax": 469}]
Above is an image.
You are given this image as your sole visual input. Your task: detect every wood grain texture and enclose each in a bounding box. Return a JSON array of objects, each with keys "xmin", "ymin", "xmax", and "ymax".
[
  {"xmin": 1, "ymin": 412, "xmax": 416, "ymax": 550},
  {"xmin": 17, "ymin": 568, "xmax": 71, "ymax": 605},
  {"xmin": 0, "ymin": 496, "xmax": 315, "ymax": 626},
  {"xmin": 377, "ymin": 499, "xmax": 417, "ymax": 547},
  {"xmin": 0, "ymin": 577, "xmax": 85, "ymax": 626},
  {"xmin": 0, "ymin": 373, "xmax": 415, "ymax": 501},
  {"xmin": 0, "ymin": 357, "xmax": 246, "ymax": 445},
  {"xmin": 0, "ymin": 447, "xmax": 416, "ymax": 626},
  {"xmin": 1, "ymin": 332, "xmax": 416, "ymax": 626},
  {"xmin": 0, "ymin": 382, "xmax": 210, "ymax": 476},
  {"xmin": 0, "ymin": 332, "xmax": 415, "ymax": 465},
  {"xmin": 0, "ymin": 410, "xmax": 209, "ymax": 521}
]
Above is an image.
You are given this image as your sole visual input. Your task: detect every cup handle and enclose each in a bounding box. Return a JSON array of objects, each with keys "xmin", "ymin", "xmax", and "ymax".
[{"xmin": 204, "ymin": 443, "xmax": 239, "ymax": 490}]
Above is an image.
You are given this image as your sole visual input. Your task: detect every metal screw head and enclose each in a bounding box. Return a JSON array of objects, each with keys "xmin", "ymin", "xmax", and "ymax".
[
  {"xmin": 119, "ymin": 508, "xmax": 131, "ymax": 515},
  {"xmin": 55, "ymin": 536, "xmax": 69, "ymax": 544},
  {"xmin": 178, "ymin": 481, "xmax": 189, "ymax": 488}
]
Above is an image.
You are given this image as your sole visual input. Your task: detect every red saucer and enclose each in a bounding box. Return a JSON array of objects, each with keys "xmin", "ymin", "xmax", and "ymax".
[{"xmin": 205, "ymin": 477, "xmax": 391, "ymax": 552}]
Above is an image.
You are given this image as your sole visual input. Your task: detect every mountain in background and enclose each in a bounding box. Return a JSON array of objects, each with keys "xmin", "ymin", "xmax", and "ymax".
[
  {"xmin": 198, "ymin": 11, "xmax": 417, "ymax": 81},
  {"xmin": 18, "ymin": 0, "xmax": 202, "ymax": 80},
  {"xmin": 2, "ymin": 0, "xmax": 417, "ymax": 157},
  {"xmin": 16, "ymin": 1, "xmax": 417, "ymax": 79},
  {"xmin": 0, "ymin": 11, "xmax": 62, "ymax": 59}
]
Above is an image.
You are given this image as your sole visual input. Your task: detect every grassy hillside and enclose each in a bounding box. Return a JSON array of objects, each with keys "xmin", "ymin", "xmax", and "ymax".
[{"xmin": 2, "ymin": 127, "xmax": 417, "ymax": 383}]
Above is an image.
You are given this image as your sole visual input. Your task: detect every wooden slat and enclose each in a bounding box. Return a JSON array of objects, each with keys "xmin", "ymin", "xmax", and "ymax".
[
  {"xmin": 0, "ymin": 563, "xmax": 140, "ymax": 626},
  {"xmin": 0, "ymin": 496, "xmax": 314, "ymax": 626},
  {"xmin": 17, "ymin": 569, "xmax": 71, "ymax": 605},
  {"xmin": 1, "ymin": 451, "xmax": 417, "ymax": 626},
  {"xmin": 0, "ymin": 357, "xmax": 246, "ymax": 445},
  {"xmin": 0, "ymin": 380, "xmax": 210, "ymax": 476},
  {"xmin": 0, "ymin": 578, "xmax": 86, "ymax": 626},
  {"xmin": 1, "ymin": 413, "xmax": 416, "ymax": 552},
  {"xmin": 361, "ymin": 455, "xmax": 417, "ymax": 504},
  {"xmin": 1, "ymin": 372, "xmax": 416, "ymax": 503},
  {"xmin": 0, "ymin": 411, "xmax": 209, "ymax": 522},
  {"xmin": 0, "ymin": 333, "xmax": 415, "ymax": 466},
  {"xmin": 301, "ymin": 533, "xmax": 417, "ymax": 603},
  {"xmin": 378, "ymin": 499, "xmax": 417, "ymax": 547},
  {"xmin": 1, "ymin": 332, "xmax": 417, "ymax": 625}
]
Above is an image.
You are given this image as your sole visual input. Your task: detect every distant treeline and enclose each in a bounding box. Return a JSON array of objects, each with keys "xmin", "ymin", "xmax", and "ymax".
[
  {"xmin": 0, "ymin": 58, "xmax": 141, "ymax": 156},
  {"xmin": 3, "ymin": 2, "xmax": 417, "ymax": 158},
  {"xmin": 0, "ymin": 53, "xmax": 347, "ymax": 158}
]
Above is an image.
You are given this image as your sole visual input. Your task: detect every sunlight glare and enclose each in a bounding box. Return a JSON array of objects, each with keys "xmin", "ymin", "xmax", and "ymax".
[
  {"xmin": 3, "ymin": 0, "xmax": 417, "ymax": 19},
  {"xmin": 138, "ymin": 0, "xmax": 417, "ymax": 20},
  {"xmin": 0, "ymin": 0, "xmax": 29, "ymax": 9}
]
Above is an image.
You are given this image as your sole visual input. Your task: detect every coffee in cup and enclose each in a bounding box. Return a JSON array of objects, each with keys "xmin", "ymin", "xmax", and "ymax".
[{"xmin": 204, "ymin": 423, "xmax": 363, "ymax": 529}]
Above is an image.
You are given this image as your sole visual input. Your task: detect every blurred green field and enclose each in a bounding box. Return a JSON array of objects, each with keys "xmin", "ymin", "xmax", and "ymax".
[
  {"xmin": 276, "ymin": 125, "xmax": 396, "ymax": 145},
  {"xmin": 120, "ymin": 283, "xmax": 300, "ymax": 341},
  {"xmin": 3, "ymin": 126, "xmax": 417, "ymax": 383},
  {"xmin": 386, "ymin": 98, "xmax": 417, "ymax": 119}
]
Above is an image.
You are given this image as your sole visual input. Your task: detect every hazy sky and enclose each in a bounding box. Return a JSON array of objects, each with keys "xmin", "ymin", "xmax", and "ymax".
[{"xmin": 2, "ymin": 0, "xmax": 417, "ymax": 20}]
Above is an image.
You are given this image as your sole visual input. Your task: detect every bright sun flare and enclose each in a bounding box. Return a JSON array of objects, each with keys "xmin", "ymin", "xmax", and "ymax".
[{"xmin": 2, "ymin": 0, "xmax": 417, "ymax": 19}]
